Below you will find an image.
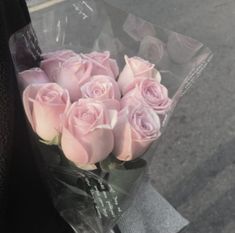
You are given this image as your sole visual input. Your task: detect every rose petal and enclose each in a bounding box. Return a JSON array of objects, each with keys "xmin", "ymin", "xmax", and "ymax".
[
  {"xmin": 23, "ymin": 84, "xmax": 39, "ymax": 130},
  {"xmin": 61, "ymin": 127, "xmax": 90, "ymax": 164},
  {"xmin": 40, "ymin": 58, "xmax": 64, "ymax": 81},
  {"xmin": 32, "ymin": 100, "xmax": 63, "ymax": 141},
  {"xmin": 82, "ymin": 128, "xmax": 114, "ymax": 164},
  {"xmin": 113, "ymin": 108, "xmax": 133, "ymax": 161},
  {"xmin": 19, "ymin": 68, "xmax": 50, "ymax": 90}
]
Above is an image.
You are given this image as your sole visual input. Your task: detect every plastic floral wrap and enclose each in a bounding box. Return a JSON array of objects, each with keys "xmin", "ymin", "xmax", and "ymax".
[{"xmin": 9, "ymin": 0, "xmax": 213, "ymax": 232}]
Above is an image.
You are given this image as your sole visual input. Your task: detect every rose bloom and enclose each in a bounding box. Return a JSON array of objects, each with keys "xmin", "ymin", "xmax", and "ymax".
[
  {"xmin": 81, "ymin": 51, "xmax": 119, "ymax": 79},
  {"xmin": 19, "ymin": 68, "xmax": 49, "ymax": 90},
  {"xmin": 23, "ymin": 83, "xmax": 70, "ymax": 141},
  {"xmin": 118, "ymin": 55, "xmax": 161, "ymax": 95},
  {"xmin": 61, "ymin": 99, "xmax": 115, "ymax": 165},
  {"xmin": 41, "ymin": 56, "xmax": 93, "ymax": 101},
  {"xmin": 40, "ymin": 50, "xmax": 80, "ymax": 81},
  {"xmin": 81, "ymin": 75, "xmax": 121, "ymax": 100},
  {"xmin": 81, "ymin": 75, "xmax": 121, "ymax": 111},
  {"xmin": 122, "ymin": 78, "xmax": 172, "ymax": 114},
  {"xmin": 113, "ymin": 103, "xmax": 161, "ymax": 161}
]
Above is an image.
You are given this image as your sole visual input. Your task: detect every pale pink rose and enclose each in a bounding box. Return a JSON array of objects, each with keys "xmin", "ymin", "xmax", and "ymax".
[
  {"xmin": 61, "ymin": 99, "xmax": 115, "ymax": 165},
  {"xmin": 81, "ymin": 75, "xmax": 121, "ymax": 100},
  {"xmin": 81, "ymin": 75, "xmax": 121, "ymax": 111},
  {"xmin": 23, "ymin": 83, "xmax": 70, "ymax": 141},
  {"xmin": 40, "ymin": 50, "xmax": 80, "ymax": 82},
  {"xmin": 113, "ymin": 104, "xmax": 161, "ymax": 161},
  {"xmin": 122, "ymin": 78, "xmax": 171, "ymax": 114},
  {"xmin": 81, "ymin": 51, "xmax": 119, "ymax": 79},
  {"xmin": 19, "ymin": 68, "xmax": 50, "ymax": 89},
  {"xmin": 118, "ymin": 55, "xmax": 161, "ymax": 95},
  {"xmin": 42, "ymin": 56, "xmax": 93, "ymax": 101},
  {"xmin": 42, "ymin": 50, "xmax": 78, "ymax": 60}
]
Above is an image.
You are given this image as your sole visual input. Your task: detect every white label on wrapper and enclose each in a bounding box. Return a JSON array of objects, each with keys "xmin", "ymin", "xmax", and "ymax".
[
  {"xmin": 84, "ymin": 176, "xmax": 123, "ymax": 219},
  {"xmin": 72, "ymin": 1, "xmax": 94, "ymax": 20}
]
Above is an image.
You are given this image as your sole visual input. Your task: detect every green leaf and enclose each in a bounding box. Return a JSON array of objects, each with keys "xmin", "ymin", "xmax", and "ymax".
[
  {"xmin": 100, "ymin": 154, "xmax": 147, "ymax": 172},
  {"xmin": 75, "ymin": 164, "xmax": 98, "ymax": 171},
  {"xmin": 100, "ymin": 155, "xmax": 124, "ymax": 172},
  {"xmin": 39, "ymin": 134, "xmax": 61, "ymax": 146}
]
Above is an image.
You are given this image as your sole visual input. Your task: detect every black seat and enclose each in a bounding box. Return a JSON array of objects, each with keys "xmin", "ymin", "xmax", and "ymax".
[{"xmin": 0, "ymin": 1, "xmax": 73, "ymax": 232}]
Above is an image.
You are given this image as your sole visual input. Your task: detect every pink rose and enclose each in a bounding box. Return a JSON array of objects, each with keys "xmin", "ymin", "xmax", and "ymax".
[
  {"xmin": 40, "ymin": 50, "xmax": 80, "ymax": 81},
  {"xmin": 81, "ymin": 51, "xmax": 119, "ymax": 79},
  {"xmin": 42, "ymin": 50, "xmax": 78, "ymax": 60},
  {"xmin": 42, "ymin": 56, "xmax": 93, "ymax": 101},
  {"xmin": 81, "ymin": 75, "xmax": 121, "ymax": 101},
  {"xmin": 122, "ymin": 78, "xmax": 171, "ymax": 114},
  {"xmin": 23, "ymin": 83, "xmax": 70, "ymax": 141},
  {"xmin": 61, "ymin": 99, "xmax": 115, "ymax": 165},
  {"xmin": 81, "ymin": 75, "xmax": 121, "ymax": 111},
  {"xmin": 19, "ymin": 68, "xmax": 49, "ymax": 89},
  {"xmin": 113, "ymin": 104, "xmax": 161, "ymax": 161},
  {"xmin": 118, "ymin": 55, "xmax": 161, "ymax": 95}
]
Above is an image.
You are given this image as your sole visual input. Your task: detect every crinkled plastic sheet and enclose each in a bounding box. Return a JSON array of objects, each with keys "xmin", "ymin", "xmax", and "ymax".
[{"xmin": 9, "ymin": 0, "xmax": 213, "ymax": 232}]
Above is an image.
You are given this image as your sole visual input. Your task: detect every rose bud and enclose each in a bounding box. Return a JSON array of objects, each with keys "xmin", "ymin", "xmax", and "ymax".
[
  {"xmin": 19, "ymin": 68, "xmax": 50, "ymax": 90},
  {"xmin": 113, "ymin": 103, "xmax": 161, "ymax": 161},
  {"xmin": 61, "ymin": 99, "xmax": 115, "ymax": 165},
  {"xmin": 81, "ymin": 51, "xmax": 119, "ymax": 79},
  {"xmin": 118, "ymin": 55, "xmax": 161, "ymax": 95},
  {"xmin": 122, "ymin": 78, "xmax": 172, "ymax": 115},
  {"xmin": 23, "ymin": 83, "xmax": 70, "ymax": 141}
]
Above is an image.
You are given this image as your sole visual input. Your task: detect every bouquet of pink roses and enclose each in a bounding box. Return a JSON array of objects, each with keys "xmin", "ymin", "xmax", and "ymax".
[
  {"xmin": 9, "ymin": 0, "xmax": 212, "ymax": 232},
  {"xmin": 21, "ymin": 51, "xmax": 169, "ymax": 163}
]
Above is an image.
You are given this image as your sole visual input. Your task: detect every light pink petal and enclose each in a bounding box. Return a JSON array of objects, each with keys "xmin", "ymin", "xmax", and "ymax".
[
  {"xmin": 19, "ymin": 68, "xmax": 50, "ymax": 90},
  {"xmin": 61, "ymin": 127, "xmax": 90, "ymax": 165},
  {"xmin": 82, "ymin": 128, "xmax": 114, "ymax": 164},
  {"xmin": 57, "ymin": 69, "xmax": 82, "ymax": 101},
  {"xmin": 82, "ymin": 52, "xmax": 118, "ymax": 79},
  {"xmin": 121, "ymin": 90, "xmax": 146, "ymax": 109},
  {"xmin": 129, "ymin": 57, "xmax": 155, "ymax": 77},
  {"xmin": 118, "ymin": 57, "xmax": 135, "ymax": 95},
  {"xmin": 23, "ymin": 84, "xmax": 40, "ymax": 130},
  {"xmin": 109, "ymin": 59, "xmax": 120, "ymax": 78},
  {"xmin": 58, "ymin": 70, "xmax": 82, "ymax": 101},
  {"xmin": 57, "ymin": 59, "xmax": 92, "ymax": 101},
  {"xmin": 113, "ymin": 109, "xmax": 133, "ymax": 161},
  {"xmin": 40, "ymin": 58, "xmax": 64, "ymax": 81},
  {"xmin": 153, "ymin": 69, "xmax": 162, "ymax": 82},
  {"xmin": 93, "ymin": 75, "xmax": 121, "ymax": 100},
  {"xmin": 33, "ymin": 100, "xmax": 65, "ymax": 141},
  {"xmin": 102, "ymin": 99, "xmax": 120, "ymax": 112}
]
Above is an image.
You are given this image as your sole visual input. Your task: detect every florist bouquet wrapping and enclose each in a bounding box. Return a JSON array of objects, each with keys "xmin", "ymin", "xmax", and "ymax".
[{"xmin": 9, "ymin": 0, "xmax": 212, "ymax": 232}]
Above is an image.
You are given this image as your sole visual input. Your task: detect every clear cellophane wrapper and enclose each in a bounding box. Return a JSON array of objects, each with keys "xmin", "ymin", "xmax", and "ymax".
[{"xmin": 9, "ymin": 1, "xmax": 213, "ymax": 232}]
